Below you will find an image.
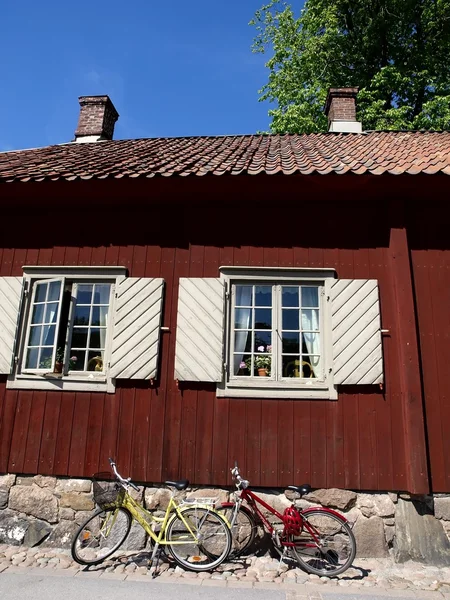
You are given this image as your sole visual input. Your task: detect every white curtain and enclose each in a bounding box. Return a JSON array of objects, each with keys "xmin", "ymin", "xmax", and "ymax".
[
  {"xmin": 301, "ymin": 287, "xmax": 320, "ymax": 377},
  {"xmin": 234, "ymin": 286, "xmax": 252, "ymax": 375}
]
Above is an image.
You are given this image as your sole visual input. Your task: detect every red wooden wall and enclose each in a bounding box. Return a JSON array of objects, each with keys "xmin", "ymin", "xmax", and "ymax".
[
  {"xmin": 0, "ymin": 175, "xmax": 445, "ymax": 493},
  {"xmin": 408, "ymin": 201, "xmax": 450, "ymax": 493}
]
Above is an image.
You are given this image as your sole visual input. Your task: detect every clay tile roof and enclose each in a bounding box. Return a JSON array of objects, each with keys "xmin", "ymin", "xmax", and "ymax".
[{"xmin": 1, "ymin": 131, "xmax": 450, "ymax": 183}]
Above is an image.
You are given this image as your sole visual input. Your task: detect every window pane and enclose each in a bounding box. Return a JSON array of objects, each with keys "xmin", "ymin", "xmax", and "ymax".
[
  {"xmin": 89, "ymin": 328, "xmax": 102, "ymax": 349},
  {"xmin": 234, "ymin": 354, "xmax": 251, "ymax": 377},
  {"xmin": 302, "ymin": 287, "xmax": 319, "ymax": 307},
  {"xmin": 234, "ymin": 331, "xmax": 252, "ymax": 354},
  {"xmin": 31, "ymin": 303, "xmax": 44, "ymax": 324},
  {"xmin": 39, "ymin": 347, "xmax": 53, "ymax": 369},
  {"xmin": 282, "ymin": 287, "xmax": 299, "ymax": 307},
  {"xmin": 303, "ymin": 332, "xmax": 320, "ymax": 355},
  {"xmin": 77, "ymin": 285, "xmax": 93, "ymax": 304},
  {"xmin": 255, "ymin": 286, "xmax": 271, "ymax": 307},
  {"xmin": 254, "ymin": 308, "xmax": 271, "ymax": 329},
  {"xmin": 25, "ymin": 347, "xmax": 39, "ymax": 369},
  {"xmin": 283, "ymin": 356, "xmax": 302, "ymax": 378},
  {"xmin": 282, "ymin": 309, "xmax": 299, "ymax": 331},
  {"xmin": 42, "ymin": 325, "xmax": 56, "ymax": 346},
  {"xmin": 69, "ymin": 350, "xmax": 85, "ymax": 371},
  {"xmin": 301, "ymin": 309, "xmax": 319, "ymax": 331},
  {"xmin": 88, "ymin": 351, "xmax": 104, "ymax": 372},
  {"xmin": 91, "ymin": 306, "xmax": 109, "ymax": 327},
  {"xmin": 35, "ymin": 283, "xmax": 47, "ymax": 303},
  {"xmin": 235, "ymin": 308, "xmax": 251, "ymax": 330},
  {"xmin": 254, "ymin": 332, "xmax": 272, "ymax": 353},
  {"xmin": 282, "ymin": 332, "xmax": 300, "ymax": 354},
  {"xmin": 29, "ymin": 325, "xmax": 42, "ymax": 346},
  {"xmin": 235, "ymin": 286, "xmax": 252, "ymax": 307},
  {"xmin": 45, "ymin": 303, "xmax": 59, "ymax": 324},
  {"xmin": 71, "ymin": 328, "xmax": 89, "ymax": 349},
  {"xmin": 93, "ymin": 285, "xmax": 110, "ymax": 304},
  {"xmin": 303, "ymin": 356, "xmax": 320, "ymax": 378},
  {"xmin": 48, "ymin": 281, "xmax": 61, "ymax": 302},
  {"xmin": 74, "ymin": 306, "xmax": 90, "ymax": 326}
]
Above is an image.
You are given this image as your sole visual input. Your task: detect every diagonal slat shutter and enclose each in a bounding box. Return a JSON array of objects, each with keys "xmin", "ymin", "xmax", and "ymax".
[
  {"xmin": 110, "ymin": 278, "xmax": 164, "ymax": 380},
  {"xmin": 0, "ymin": 277, "xmax": 24, "ymax": 375},
  {"xmin": 174, "ymin": 278, "xmax": 225, "ymax": 382},
  {"xmin": 331, "ymin": 279, "xmax": 384, "ymax": 385}
]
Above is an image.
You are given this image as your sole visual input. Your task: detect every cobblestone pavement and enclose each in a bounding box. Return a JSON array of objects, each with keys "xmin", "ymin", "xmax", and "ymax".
[{"xmin": 1, "ymin": 544, "xmax": 450, "ymax": 598}]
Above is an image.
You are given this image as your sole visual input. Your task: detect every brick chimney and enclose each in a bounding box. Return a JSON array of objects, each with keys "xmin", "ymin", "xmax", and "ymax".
[
  {"xmin": 74, "ymin": 95, "xmax": 119, "ymax": 143},
  {"xmin": 324, "ymin": 88, "xmax": 362, "ymax": 133}
]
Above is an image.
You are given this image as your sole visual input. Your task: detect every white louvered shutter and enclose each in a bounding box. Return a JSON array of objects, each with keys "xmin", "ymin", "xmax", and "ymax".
[
  {"xmin": 0, "ymin": 277, "xmax": 24, "ymax": 375},
  {"xmin": 331, "ymin": 279, "xmax": 384, "ymax": 385},
  {"xmin": 110, "ymin": 278, "xmax": 164, "ymax": 380},
  {"xmin": 174, "ymin": 278, "xmax": 225, "ymax": 382}
]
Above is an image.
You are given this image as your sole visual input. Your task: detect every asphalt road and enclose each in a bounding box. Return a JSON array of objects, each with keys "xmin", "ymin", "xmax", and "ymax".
[
  {"xmin": 0, "ymin": 571, "xmax": 428, "ymax": 600},
  {"xmin": 0, "ymin": 572, "xmax": 285, "ymax": 600}
]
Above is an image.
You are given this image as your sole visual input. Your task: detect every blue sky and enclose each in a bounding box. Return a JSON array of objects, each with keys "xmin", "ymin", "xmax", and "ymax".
[{"xmin": 0, "ymin": 0, "xmax": 282, "ymax": 151}]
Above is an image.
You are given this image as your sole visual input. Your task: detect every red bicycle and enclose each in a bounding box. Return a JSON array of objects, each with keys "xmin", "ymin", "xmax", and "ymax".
[{"xmin": 218, "ymin": 463, "xmax": 356, "ymax": 577}]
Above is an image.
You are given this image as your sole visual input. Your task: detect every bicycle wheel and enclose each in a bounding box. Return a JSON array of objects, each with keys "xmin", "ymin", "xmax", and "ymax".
[
  {"xmin": 71, "ymin": 507, "xmax": 132, "ymax": 566},
  {"xmin": 217, "ymin": 504, "xmax": 257, "ymax": 559},
  {"xmin": 166, "ymin": 506, "xmax": 232, "ymax": 572},
  {"xmin": 291, "ymin": 509, "xmax": 356, "ymax": 576}
]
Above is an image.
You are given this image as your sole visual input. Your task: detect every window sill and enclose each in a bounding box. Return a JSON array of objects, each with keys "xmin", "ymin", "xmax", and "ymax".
[
  {"xmin": 217, "ymin": 383, "xmax": 338, "ymax": 400},
  {"xmin": 7, "ymin": 374, "xmax": 115, "ymax": 393}
]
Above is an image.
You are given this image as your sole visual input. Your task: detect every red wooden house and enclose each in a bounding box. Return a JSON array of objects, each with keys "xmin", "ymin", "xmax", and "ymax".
[{"xmin": 0, "ymin": 89, "xmax": 449, "ymax": 498}]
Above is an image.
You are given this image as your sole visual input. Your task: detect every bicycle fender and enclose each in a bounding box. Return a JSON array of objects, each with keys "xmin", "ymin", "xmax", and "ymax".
[
  {"xmin": 301, "ymin": 506, "xmax": 348, "ymax": 522},
  {"xmin": 219, "ymin": 502, "xmax": 254, "ymax": 524},
  {"xmin": 164, "ymin": 505, "xmax": 200, "ymax": 530},
  {"xmin": 220, "ymin": 502, "xmax": 253, "ymax": 514}
]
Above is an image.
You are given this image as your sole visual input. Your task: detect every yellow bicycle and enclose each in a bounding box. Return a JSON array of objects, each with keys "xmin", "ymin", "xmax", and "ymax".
[{"xmin": 71, "ymin": 459, "xmax": 232, "ymax": 572}]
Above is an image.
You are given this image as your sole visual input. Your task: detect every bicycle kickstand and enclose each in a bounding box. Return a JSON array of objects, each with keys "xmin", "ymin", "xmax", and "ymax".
[
  {"xmin": 149, "ymin": 543, "xmax": 161, "ymax": 579},
  {"xmin": 277, "ymin": 546, "xmax": 289, "ymax": 575}
]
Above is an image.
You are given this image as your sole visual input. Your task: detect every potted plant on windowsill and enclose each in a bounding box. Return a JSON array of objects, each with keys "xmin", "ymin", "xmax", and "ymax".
[{"xmin": 244, "ymin": 345, "xmax": 272, "ymax": 376}]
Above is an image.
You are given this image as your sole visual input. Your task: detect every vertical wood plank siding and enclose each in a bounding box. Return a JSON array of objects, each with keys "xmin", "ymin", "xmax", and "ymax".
[
  {"xmin": 409, "ymin": 203, "xmax": 450, "ymax": 493},
  {"xmin": 0, "ymin": 180, "xmax": 441, "ymax": 492}
]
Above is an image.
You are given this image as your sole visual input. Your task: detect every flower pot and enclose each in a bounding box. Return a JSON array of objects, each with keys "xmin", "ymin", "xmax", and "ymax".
[
  {"xmin": 54, "ymin": 362, "xmax": 63, "ymax": 374},
  {"xmin": 257, "ymin": 368, "xmax": 268, "ymax": 377}
]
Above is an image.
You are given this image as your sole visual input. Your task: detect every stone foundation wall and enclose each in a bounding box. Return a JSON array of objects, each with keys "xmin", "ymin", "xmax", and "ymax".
[{"xmin": 1, "ymin": 473, "xmax": 449, "ymax": 563}]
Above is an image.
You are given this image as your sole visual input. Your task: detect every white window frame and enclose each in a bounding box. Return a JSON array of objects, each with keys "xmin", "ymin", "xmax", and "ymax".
[
  {"xmin": 21, "ymin": 277, "xmax": 66, "ymax": 375},
  {"xmin": 217, "ymin": 267, "xmax": 338, "ymax": 400},
  {"xmin": 7, "ymin": 266, "xmax": 126, "ymax": 394}
]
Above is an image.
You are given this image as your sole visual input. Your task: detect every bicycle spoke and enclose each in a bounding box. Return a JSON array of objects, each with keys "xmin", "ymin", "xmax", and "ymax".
[
  {"xmin": 167, "ymin": 507, "xmax": 232, "ymax": 571},
  {"xmin": 291, "ymin": 511, "xmax": 356, "ymax": 576}
]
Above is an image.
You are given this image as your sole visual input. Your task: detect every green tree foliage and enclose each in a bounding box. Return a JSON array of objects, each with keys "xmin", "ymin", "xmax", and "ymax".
[{"xmin": 251, "ymin": 0, "xmax": 450, "ymax": 132}]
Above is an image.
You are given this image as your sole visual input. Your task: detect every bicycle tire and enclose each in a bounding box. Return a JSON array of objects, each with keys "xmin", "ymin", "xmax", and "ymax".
[
  {"xmin": 71, "ymin": 507, "xmax": 132, "ymax": 566},
  {"xmin": 166, "ymin": 506, "xmax": 232, "ymax": 572},
  {"xmin": 291, "ymin": 509, "xmax": 356, "ymax": 576},
  {"xmin": 217, "ymin": 504, "xmax": 257, "ymax": 559}
]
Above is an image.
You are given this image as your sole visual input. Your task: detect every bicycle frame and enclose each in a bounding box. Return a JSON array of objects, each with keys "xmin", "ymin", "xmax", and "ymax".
[
  {"xmin": 112, "ymin": 490, "xmax": 211, "ymax": 547},
  {"xmin": 234, "ymin": 487, "xmax": 347, "ymax": 550}
]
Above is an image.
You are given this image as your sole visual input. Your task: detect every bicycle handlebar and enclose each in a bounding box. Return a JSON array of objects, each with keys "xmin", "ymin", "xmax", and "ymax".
[
  {"xmin": 109, "ymin": 458, "xmax": 140, "ymax": 492},
  {"xmin": 230, "ymin": 463, "xmax": 249, "ymax": 490}
]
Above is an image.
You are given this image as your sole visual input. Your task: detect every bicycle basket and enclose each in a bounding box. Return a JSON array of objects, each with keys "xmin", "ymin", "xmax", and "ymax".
[{"xmin": 92, "ymin": 472, "xmax": 124, "ymax": 510}]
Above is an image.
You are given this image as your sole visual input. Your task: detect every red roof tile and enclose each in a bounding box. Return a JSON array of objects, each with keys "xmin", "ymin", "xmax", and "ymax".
[{"xmin": 1, "ymin": 131, "xmax": 450, "ymax": 183}]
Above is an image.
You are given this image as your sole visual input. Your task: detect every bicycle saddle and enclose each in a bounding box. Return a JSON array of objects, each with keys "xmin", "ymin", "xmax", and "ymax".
[
  {"xmin": 287, "ymin": 484, "xmax": 312, "ymax": 497},
  {"xmin": 164, "ymin": 479, "xmax": 189, "ymax": 491}
]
